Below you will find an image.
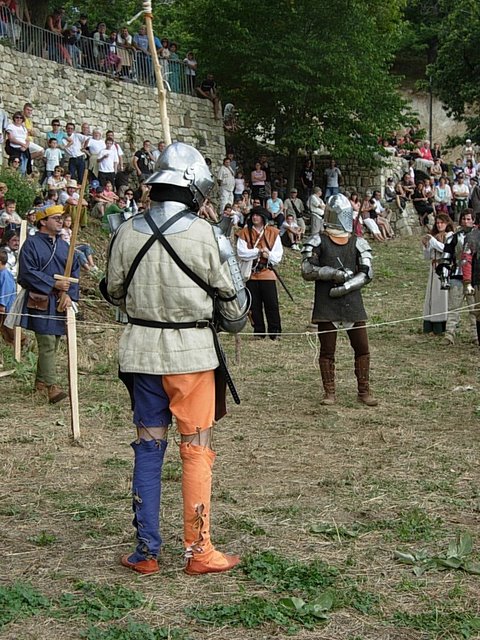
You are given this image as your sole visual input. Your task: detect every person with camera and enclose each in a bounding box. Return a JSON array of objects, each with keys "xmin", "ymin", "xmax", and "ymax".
[{"xmin": 237, "ymin": 206, "xmax": 283, "ymax": 340}]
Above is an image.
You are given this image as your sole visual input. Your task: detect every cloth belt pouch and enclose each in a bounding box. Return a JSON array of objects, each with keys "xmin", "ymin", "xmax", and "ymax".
[{"xmin": 26, "ymin": 292, "xmax": 49, "ymax": 311}]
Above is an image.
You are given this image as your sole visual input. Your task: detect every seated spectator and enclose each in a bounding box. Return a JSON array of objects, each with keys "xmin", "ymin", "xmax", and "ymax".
[
  {"xmin": 90, "ymin": 179, "xmax": 119, "ymax": 219},
  {"xmin": 223, "ymin": 103, "xmax": 238, "ymax": 132},
  {"xmin": 360, "ymin": 192, "xmax": 384, "ymax": 242},
  {"xmin": 415, "ymin": 140, "xmax": 434, "ymax": 174},
  {"xmin": 238, "ymin": 190, "xmax": 252, "ymax": 218},
  {"xmin": 25, "ymin": 208, "xmax": 37, "ymax": 235},
  {"xmin": 0, "ymin": 228, "xmax": 19, "ymax": 279},
  {"xmin": 0, "ymin": 248, "xmax": 16, "ymax": 345},
  {"xmin": 280, "ymin": 213, "xmax": 302, "ymax": 250},
  {"xmin": 60, "ymin": 213, "xmax": 99, "ymax": 275},
  {"xmin": 195, "ymin": 73, "xmax": 220, "ymax": 119},
  {"xmin": 307, "ymin": 186, "xmax": 325, "ymax": 234},
  {"xmin": 198, "ymin": 197, "xmax": 218, "ymax": 223},
  {"xmin": 47, "ymin": 166, "xmax": 67, "ymax": 193},
  {"xmin": 123, "ymin": 188, "xmax": 139, "ymax": 216},
  {"xmin": 183, "ymin": 51, "xmax": 197, "ymax": 95},
  {"xmin": 231, "ymin": 202, "xmax": 244, "ymax": 228},
  {"xmin": 115, "ymin": 165, "xmax": 134, "ymax": 198},
  {"xmin": 58, "ymin": 179, "xmax": 89, "ymax": 227},
  {"xmin": 370, "ymin": 190, "xmax": 394, "ymax": 239},
  {"xmin": 7, "ymin": 156, "xmax": 21, "ymax": 171},
  {"xmin": 349, "ymin": 192, "xmax": 363, "ymax": 237},
  {"xmin": 413, "ymin": 180, "xmax": 434, "ymax": 228},
  {"xmin": 266, "ymin": 190, "xmax": 284, "ymax": 228},
  {"xmin": 0, "ymin": 198, "xmax": 21, "ymax": 234},
  {"xmin": 0, "ymin": 181, "xmax": 8, "ymax": 211},
  {"xmin": 430, "ymin": 158, "xmax": 443, "ymax": 184},
  {"xmin": 284, "ymin": 188, "xmax": 305, "ymax": 234},
  {"xmin": 273, "ymin": 172, "xmax": 287, "ymax": 201},
  {"xmin": 465, "ymin": 159, "xmax": 476, "ymax": 180},
  {"xmin": 6, "ymin": 111, "xmax": 43, "ymax": 175},
  {"xmin": 398, "ymin": 172, "xmax": 414, "ymax": 202},
  {"xmin": 452, "ymin": 158, "xmax": 464, "ymax": 182}
]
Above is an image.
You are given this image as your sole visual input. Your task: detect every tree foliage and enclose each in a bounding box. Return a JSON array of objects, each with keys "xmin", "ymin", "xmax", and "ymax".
[
  {"xmin": 170, "ymin": 0, "xmax": 410, "ymax": 161},
  {"xmin": 430, "ymin": 0, "xmax": 480, "ymax": 142}
]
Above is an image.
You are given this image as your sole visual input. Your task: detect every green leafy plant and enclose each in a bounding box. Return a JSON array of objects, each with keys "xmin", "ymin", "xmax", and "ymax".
[
  {"xmin": 84, "ymin": 621, "xmax": 190, "ymax": 640},
  {"xmin": 310, "ymin": 522, "xmax": 361, "ymax": 540},
  {"xmin": 58, "ymin": 582, "xmax": 145, "ymax": 622},
  {"xmin": 393, "ymin": 609, "xmax": 480, "ymax": 639},
  {"xmin": 27, "ymin": 531, "xmax": 57, "ymax": 546},
  {"xmin": 0, "ymin": 583, "xmax": 51, "ymax": 627},
  {"xmin": 394, "ymin": 532, "xmax": 480, "ymax": 576},
  {"xmin": 0, "ymin": 167, "xmax": 39, "ymax": 215}
]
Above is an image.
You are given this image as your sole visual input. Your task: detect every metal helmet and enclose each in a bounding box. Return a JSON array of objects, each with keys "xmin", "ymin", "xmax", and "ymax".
[
  {"xmin": 323, "ymin": 193, "xmax": 353, "ymax": 233},
  {"xmin": 146, "ymin": 142, "xmax": 213, "ymax": 206}
]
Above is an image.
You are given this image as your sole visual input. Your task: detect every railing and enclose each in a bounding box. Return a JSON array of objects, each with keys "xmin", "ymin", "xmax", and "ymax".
[{"xmin": 0, "ymin": 8, "xmax": 195, "ymax": 95}]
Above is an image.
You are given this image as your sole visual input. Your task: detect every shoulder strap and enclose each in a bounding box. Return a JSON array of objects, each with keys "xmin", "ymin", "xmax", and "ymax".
[
  {"xmin": 144, "ymin": 211, "xmax": 235, "ymax": 302},
  {"xmin": 122, "ymin": 209, "xmax": 187, "ymax": 295}
]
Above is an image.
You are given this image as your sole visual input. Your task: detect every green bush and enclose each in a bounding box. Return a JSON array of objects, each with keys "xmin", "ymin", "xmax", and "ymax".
[{"xmin": 0, "ymin": 167, "xmax": 40, "ymax": 215}]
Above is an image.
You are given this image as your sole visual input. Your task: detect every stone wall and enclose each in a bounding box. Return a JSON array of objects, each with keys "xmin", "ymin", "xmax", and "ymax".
[{"xmin": 0, "ymin": 43, "xmax": 225, "ymax": 165}]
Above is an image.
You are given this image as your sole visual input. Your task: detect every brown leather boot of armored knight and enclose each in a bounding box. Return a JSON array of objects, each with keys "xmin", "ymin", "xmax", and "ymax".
[
  {"xmin": 354, "ymin": 354, "xmax": 378, "ymax": 406},
  {"xmin": 319, "ymin": 357, "xmax": 336, "ymax": 405}
]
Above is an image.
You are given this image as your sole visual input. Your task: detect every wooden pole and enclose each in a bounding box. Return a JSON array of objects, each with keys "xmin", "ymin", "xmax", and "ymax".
[
  {"xmin": 54, "ymin": 169, "xmax": 88, "ymax": 442},
  {"xmin": 13, "ymin": 220, "xmax": 27, "ymax": 362},
  {"xmin": 143, "ymin": 0, "xmax": 172, "ymax": 145}
]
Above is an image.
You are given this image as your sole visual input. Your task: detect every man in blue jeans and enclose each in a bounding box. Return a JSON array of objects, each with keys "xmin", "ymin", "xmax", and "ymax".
[{"xmin": 324, "ymin": 159, "xmax": 342, "ymax": 199}]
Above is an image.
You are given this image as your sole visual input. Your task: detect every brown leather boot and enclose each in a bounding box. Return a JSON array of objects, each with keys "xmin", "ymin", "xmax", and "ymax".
[
  {"xmin": 319, "ymin": 357, "xmax": 336, "ymax": 405},
  {"xmin": 47, "ymin": 384, "xmax": 68, "ymax": 404},
  {"xmin": 354, "ymin": 354, "xmax": 378, "ymax": 406},
  {"xmin": 35, "ymin": 380, "xmax": 48, "ymax": 397}
]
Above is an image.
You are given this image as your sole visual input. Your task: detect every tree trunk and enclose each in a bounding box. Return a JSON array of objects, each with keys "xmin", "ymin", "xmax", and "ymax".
[
  {"xmin": 27, "ymin": 0, "xmax": 50, "ymax": 27},
  {"xmin": 287, "ymin": 147, "xmax": 297, "ymax": 193}
]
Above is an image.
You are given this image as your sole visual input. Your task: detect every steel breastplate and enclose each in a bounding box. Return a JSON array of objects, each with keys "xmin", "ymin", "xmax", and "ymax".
[{"xmin": 132, "ymin": 202, "xmax": 198, "ymax": 235}]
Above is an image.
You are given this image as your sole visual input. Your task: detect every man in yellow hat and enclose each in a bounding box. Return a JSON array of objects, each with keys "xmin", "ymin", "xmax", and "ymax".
[{"xmin": 16, "ymin": 205, "xmax": 80, "ymax": 403}]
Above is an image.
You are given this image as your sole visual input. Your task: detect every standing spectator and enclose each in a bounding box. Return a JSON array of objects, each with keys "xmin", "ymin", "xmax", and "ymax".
[
  {"xmin": 324, "ymin": 159, "xmax": 342, "ymax": 198},
  {"xmin": 45, "ymin": 7, "xmax": 64, "ymax": 62},
  {"xmin": 452, "ymin": 175, "xmax": 470, "ymax": 223},
  {"xmin": 437, "ymin": 210, "xmax": 477, "ymax": 345},
  {"xmin": 183, "ymin": 51, "xmax": 197, "ymax": 95},
  {"xmin": 104, "ymin": 31, "xmax": 122, "ymax": 76},
  {"xmin": 117, "ymin": 26, "xmax": 135, "ymax": 80},
  {"xmin": 300, "ymin": 159, "xmax": 315, "ymax": 203},
  {"xmin": 234, "ymin": 169, "xmax": 246, "ymax": 201},
  {"xmin": 250, "ymin": 162, "xmax": 266, "ymax": 204},
  {"xmin": 237, "ymin": 207, "xmax": 283, "ymax": 340},
  {"xmin": 42, "ymin": 137, "xmax": 63, "ymax": 185},
  {"xmin": 64, "ymin": 25, "xmax": 82, "ymax": 67},
  {"xmin": 133, "ymin": 25, "xmax": 153, "ymax": 84},
  {"xmin": 152, "ymin": 140, "xmax": 166, "ymax": 163},
  {"xmin": 106, "ymin": 130, "xmax": 124, "ymax": 172},
  {"xmin": 15, "ymin": 205, "xmax": 80, "ymax": 403},
  {"xmin": 0, "ymin": 96, "xmax": 9, "ymax": 166},
  {"xmin": 133, "ymin": 140, "xmax": 155, "ymax": 181},
  {"xmin": 259, "ymin": 155, "xmax": 272, "ymax": 199},
  {"xmin": 434, "ymin": 177, "xmax": 452, "ymax": 215},
  {"xmin": 274, "ymin": 172, "xmax": 287, "ymax": 200},
  {"xmin": 63, "ymin": 122, "xmax": 88, "ymax": 183},
  {"xmin": 308, "ymin": 186, "xmax": 325, "ymax": 234},
  {"xmin": 217, "ymin": 157, "xmax": 235, "ymax": 212},
  {"xmin": 0, "ymin": 248, "xmax": 16, "ymax": 345},
  {"xmin": 284, "ymin": 188, "xmax": 306, "ymax": 235},
  {"xmin": 463, "ymin": 139, "xmax": 475, "ymax": 165},
  {"xmin": 92, "ymin": 22, "xmax": 108, "ymax": 70},
  {"xmin": 421, "ymin": 214, "xmax": 454, "ymax": 336},
  {"xmin": 196, "ymin": 73, "xmax": 220, "ymax": 119},
  {"xmin": 46, "ymin": 118, "xmax": 67, "ymax": 147},
  {"xmin": 86, "ymin": 129, "xmax": 106, "ymax": 179},
  {"xmin": 97, "ymin": 138, "xmax": 118, "ymax": 186},
  {"xmin": 469, "ymin": 178, "xmax": 480, "ymax": 221},
  {"xmin": 77, "ymin": 13, "xmax": 93, "ymax": 69}
]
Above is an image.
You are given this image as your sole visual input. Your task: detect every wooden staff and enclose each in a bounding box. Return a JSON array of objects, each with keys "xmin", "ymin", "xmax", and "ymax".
[
  {"xmin": 13, "ymin": 219, "xmax": 27, "ymax": 361},
  {"xmin": 143, "ymin": 0, "xmax": 172, "ymax": 145},
  {"xmin": 54, "ymin": 170, "xmax": 88, "ymax": 441}
]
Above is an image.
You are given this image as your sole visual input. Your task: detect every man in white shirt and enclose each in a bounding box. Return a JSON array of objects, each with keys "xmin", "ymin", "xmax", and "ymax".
[
  {"xmin": 284, "ymin": 188, "xmax": 305, "ymax": 233},
  {"xmin": 63, "ymin": 122, "xmax": 89, "ymax": 183},
  {"xmin": 324, "ymin": 159, "xmax": 342, "ymax": 198},
  {"xmin": 106, "ymin": 130, "xmax": 124, "ymax": 171},
  {"xmin": 152, "ymin": 140, "xmax": 166, "ymax": 164},
  {"xmin": 452, "ymin": 176, "xmax": 470, "ymax": 223},
  {"xmin": 217, "ymin": 157, "xmax": 235, "ymax": 212},
  {"xmin": 97, "ymin": 139, "xmax": 118, "ymax": 186}
]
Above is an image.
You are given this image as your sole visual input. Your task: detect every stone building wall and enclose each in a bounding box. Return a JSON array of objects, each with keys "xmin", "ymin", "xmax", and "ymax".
[{"xmin": 0, "ymin": 43, "xmax": 226, "ymax": 165}]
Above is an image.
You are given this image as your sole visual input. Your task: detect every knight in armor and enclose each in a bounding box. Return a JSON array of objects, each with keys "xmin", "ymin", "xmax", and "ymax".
[
  {"xmin": 435, "ymin": 209, "xmax": 478, "ymax": 345},
  {"xmin": 301, "ymin": 193, "xmax": 377, "ymax": 406},
  {"xmin": 105, "ymin": 142, "xmax": 249, "ymax": 575}
]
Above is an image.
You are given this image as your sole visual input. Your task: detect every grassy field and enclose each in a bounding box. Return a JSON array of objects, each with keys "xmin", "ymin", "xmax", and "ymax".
[{"xmin": 1, "ymin": 230, "xmax": 479, "ymax": 640}]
